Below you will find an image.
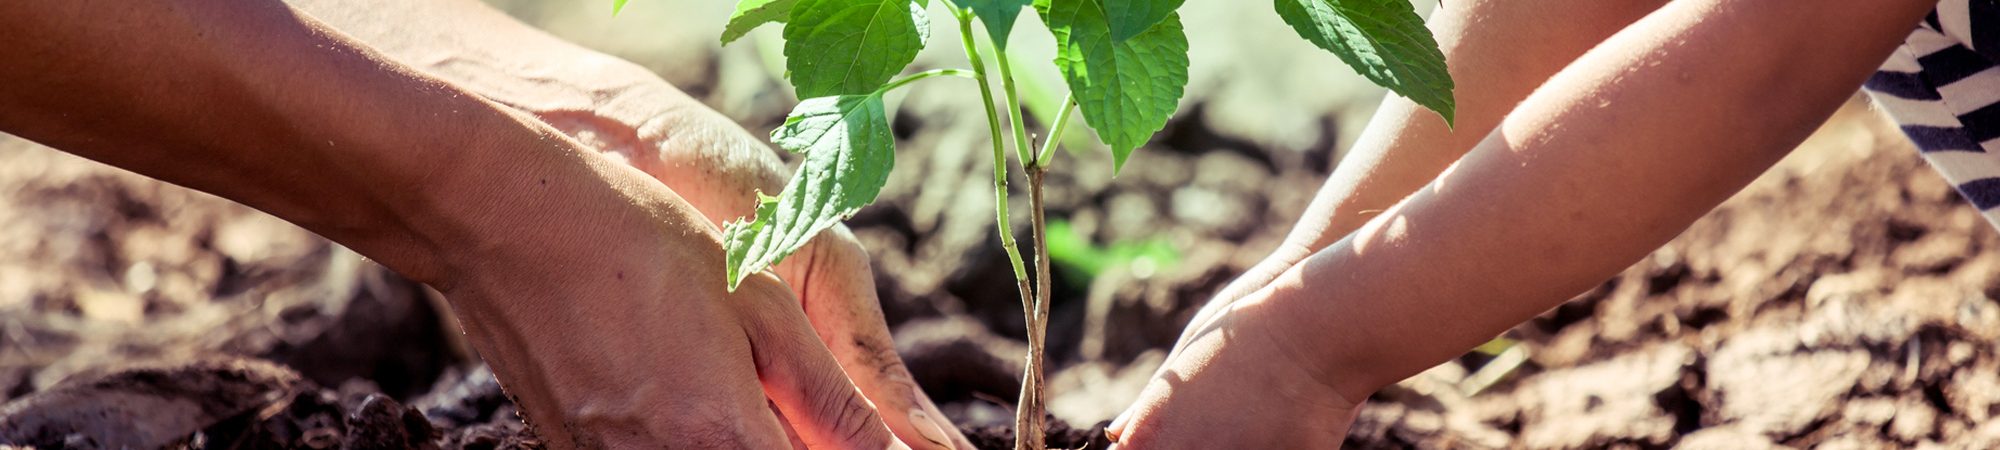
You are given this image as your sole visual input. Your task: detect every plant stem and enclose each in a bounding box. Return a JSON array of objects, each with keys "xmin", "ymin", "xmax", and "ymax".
[
  {"xmin": 1023, "ymin": 164, "xmax": 1054, "ymax": 450},
  {"xmin": 1035, "ymin": 95, "xmax": 1076, "ymax": 167},
  {"xmin": 947, "ymin": 8, "xmax": 1030, "ymax": 295},
  {"xmin": 947, "ymin": 6, "xmax": 1045, "ymax": 450},
  {"xmin": 878, "ymin": 68, "xmax": 978, "ymax": 93},
  {"xmin": 996, "ymin": 50, "xmax": 1034, "ymax": 166},
  {"xmin": 944, "ymin": 9, "xmax": 1048, "ymax": 446},
  {"xmin": 946, "ymin": 4, "xmax": 1048, "ymax": 448}
]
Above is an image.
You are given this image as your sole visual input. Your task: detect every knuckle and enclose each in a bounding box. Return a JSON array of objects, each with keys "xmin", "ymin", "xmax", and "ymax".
[
  {"xmin": 812, "ymin": 381, "xmax": 890, "ymax": 447},
  {"xmin": 857, "ymin": 335, "xmax": 913, "ymax": 382}
]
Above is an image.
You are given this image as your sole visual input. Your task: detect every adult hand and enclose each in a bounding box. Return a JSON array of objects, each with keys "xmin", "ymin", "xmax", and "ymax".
[
  {"xmin": 283, "ymin": 1, "xmax": 971, "ymax": 446},
  {"xmin": 567, "ymin": 85, "xmax": 972, "ymax": 450},
  {"xmin": 0, "ymin": 0, "xmax": 937, "ymax": 447},
  {"xmin": 433, "ymin": 145, "xmax": 905, "ymax": 449}
]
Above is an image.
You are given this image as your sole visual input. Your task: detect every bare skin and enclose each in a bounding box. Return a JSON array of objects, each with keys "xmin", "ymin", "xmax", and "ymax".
[
  {"xmin": 1110, "ymin": 0, "xmax": 1938, "ymax": 448},
  {"xmin": 0, "ymin": 0, "xmax": 942, "ymax": 448},
  {"xmin": 284, "ymin": 1, "xmax": 968, "ymax": 447}
]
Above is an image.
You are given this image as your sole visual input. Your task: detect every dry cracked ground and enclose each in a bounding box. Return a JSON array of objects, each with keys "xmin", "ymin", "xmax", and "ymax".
[{"xmin": 4, "ymin": 1, "xmax": 2000, "ymax": 448}]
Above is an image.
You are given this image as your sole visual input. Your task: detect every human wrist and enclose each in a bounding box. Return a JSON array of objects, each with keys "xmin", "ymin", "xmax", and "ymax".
[
  {"xmin": 381, "ymin": 103, "xmax": 625, "ymax": 288},
  {"xmin": 1246, "ymin": 267, "xmax": 1399, "ymax": 406}
]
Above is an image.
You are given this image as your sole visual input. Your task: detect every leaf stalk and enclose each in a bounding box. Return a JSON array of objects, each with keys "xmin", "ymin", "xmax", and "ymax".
[
  {"xmin": 878, "ymin": 68, "xmax": 978, "ymax": 93},
  {"xmin": 996, "ymin": 50, "xmax": 1035, "ymax": 166},
  {"xmin": 1034, "ymin": 95, "xmax": 1076, "ymax": 167}
]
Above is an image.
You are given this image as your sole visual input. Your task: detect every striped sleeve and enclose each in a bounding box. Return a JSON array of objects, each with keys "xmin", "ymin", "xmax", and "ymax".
[{"xmin": 1865, "ymin": 11, "xmax": 2000, "ymax": 230}]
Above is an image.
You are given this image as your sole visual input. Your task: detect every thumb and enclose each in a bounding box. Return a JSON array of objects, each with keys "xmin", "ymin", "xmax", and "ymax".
[
  {"xmin": 737, "ymin": 275, "xmax": 903, "ymax": 450},
  {"xmin": 781, "ymin": 229, "xmax": 971, "ymax": 450}
]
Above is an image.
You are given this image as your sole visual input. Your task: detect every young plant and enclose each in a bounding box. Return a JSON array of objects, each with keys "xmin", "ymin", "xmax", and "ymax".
[{"xmin": 628, "ymin": 0, "xmax": 1454, "ymax": 448}]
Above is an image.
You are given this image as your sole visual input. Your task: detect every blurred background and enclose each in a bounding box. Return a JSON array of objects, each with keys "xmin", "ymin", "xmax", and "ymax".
[{"xmin": 6, "ymin": 1, "xmax": 2000, "ymax": 448}]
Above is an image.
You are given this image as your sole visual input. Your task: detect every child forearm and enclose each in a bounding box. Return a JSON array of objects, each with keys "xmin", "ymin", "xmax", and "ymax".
[
  {"xmin": 1257, "ymin": 0, "xmax": 1936, "ymax": 401},
  {"xmin": 1281, "ymin": 0, "xmax": 1670, "ymax": 254},
  {"xmin": 1212, "ymin": 0, "xmax": 1669, "ymax": 311}
]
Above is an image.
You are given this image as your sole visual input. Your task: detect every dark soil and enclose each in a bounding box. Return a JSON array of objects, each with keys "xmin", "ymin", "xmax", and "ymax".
[
  {"xmin": 960, "ymin": 420, "xmax": 1112, "ymax": 450},
  {"xmin": 1, "ymin": 87, "xmax": 1995, "ymax": 449}
]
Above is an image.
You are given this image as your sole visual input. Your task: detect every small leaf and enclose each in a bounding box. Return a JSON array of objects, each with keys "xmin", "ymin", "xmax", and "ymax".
[
  {"xmin": 1041, "ymin": 2, "xmax": 1189, "ymax": 172},
  {"xmin": 723, "ymin": 95, "xmax": 897, "ymax": 290},
  {"xmin": 783, "ymin": 0, "xmax": 929, "ymax": 97},
  {"xmin": 721, "ymin": 0, "xmax": 798, "ymax": 44},
  {"xmin": 961, "ymin": 0, "xmax": 1032, "ymax": 49},
  {"xmin": 612, "ymin": 0, "xmax": 629, "ymax": 15},
  {"xmin": 1275, "ymin": 0, "xmax": 1455, "ymax": 124}
]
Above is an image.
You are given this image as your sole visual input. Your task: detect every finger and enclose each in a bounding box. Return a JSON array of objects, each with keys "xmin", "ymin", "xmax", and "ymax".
[
  {"xmin": 736, "ymin": 272, "xmax": 901, "ymax": 450},
  {"xmin": 1105, "ymin": 375, "xmax": 1172, "ymax": 448},
  {"xmin": 1106, "ymin": 409, "xmax": 1132, "ymax": 441},
  {"xmin": 782, "ymin": 229, "xmax": 974, "ymax": 450},
  {"xmin": 772, "ymin": 400, "xmax": 811, "ymax": 449},
  {"xmin": 444, "ymin": 295, "xmax": 793, "ymax": 449}
]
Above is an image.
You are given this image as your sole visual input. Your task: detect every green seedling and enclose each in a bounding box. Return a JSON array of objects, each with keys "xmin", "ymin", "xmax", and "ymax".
[
  {"xmin": 626, "ymin": 0, "xmax": 1453, "ymax": 448},
  {"xmin": 1045, "ymin": 219, "xmax": 1179, "ymax": 283}
]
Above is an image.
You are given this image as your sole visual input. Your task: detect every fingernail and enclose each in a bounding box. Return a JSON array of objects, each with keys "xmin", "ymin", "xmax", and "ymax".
[
  {"xmin": 1108, "ymin": 409, "xmax": 1133, "ymax": 433},
  {"xmin": 910, "ymin": 410, "xmax": 953, "ymax": 449}
]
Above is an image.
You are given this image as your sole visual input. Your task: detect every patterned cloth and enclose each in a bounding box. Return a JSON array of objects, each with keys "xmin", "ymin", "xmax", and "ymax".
[{"xmin": 1867, "ymin": 0, "xmax": 2000, "ymax": 229}]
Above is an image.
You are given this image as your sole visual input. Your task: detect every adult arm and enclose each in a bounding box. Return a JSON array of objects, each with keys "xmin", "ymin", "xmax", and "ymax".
[
  {"xmin": 0, "ymin": 1, "xmax": 900, "ymax": 448},
  {"xmin": 1114, "ymin": 0, "xmax": 1935, "ymax": 448}
]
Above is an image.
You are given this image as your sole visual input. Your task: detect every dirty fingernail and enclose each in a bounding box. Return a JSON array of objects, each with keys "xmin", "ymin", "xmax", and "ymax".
[
  {"xmin": 1108, "ymin": 409, "xmax": 1133, "ymax": 433},
  {"xmin": 910, "ymin": 410, "xmax": 953, "ymax": 448}
]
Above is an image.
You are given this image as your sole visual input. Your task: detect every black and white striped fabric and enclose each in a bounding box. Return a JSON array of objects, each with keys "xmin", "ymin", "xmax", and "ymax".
[{"xmin": 1867, "ymin": 1, "xmax": 2000, "ymax": 229}]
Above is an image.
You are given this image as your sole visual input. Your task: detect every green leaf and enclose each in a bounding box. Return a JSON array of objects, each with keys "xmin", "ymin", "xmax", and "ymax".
[
  {"xmin": 722, "ymin": 94, "xmax": 897, "ymax": 290},
  {"xmin": 1041, "ymin": 2, "xmax": 1189, "ymax": 172},
  {"xmin": 612, "ymin": 0, "xmax": 629, "ymax": 15},
  {"xmin": 1104, "ymin": 0, "xmax": 1184, "ymax": 41},
  {"xmin": 783, "ymin": 0, "xmax": 930, "ymax": 97},
  {"xmin": 721, "ymin": 0, "xmax": 798, "ymax": 44},
  {"xmin": 961, "ymin": 0, "xmax": 1032, "ymax": 49},
  {"xmin": 1275, "ymin": 0, "xmax": 1455, "ymax": 124}
]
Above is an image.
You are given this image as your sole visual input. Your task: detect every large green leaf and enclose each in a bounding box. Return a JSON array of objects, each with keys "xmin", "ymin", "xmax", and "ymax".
[
  {"xmin": 1275, "ymin": 0, "xmax": 1454, "ymax": 124},
  {"xmin": 721, "ymin": 0, "xmax": 797, "ymax": 44},
  {"xmin": 961, "ymin": 0, "xmax": 1032, "ymax": 49},
  {"xmin": 783, "ymin": 0, "xmax": 930, "ymax": 97},
  {"xmin": 1041, "ymin": 1, "xmax": 1189, "ymax": 172},
  {"xmin": 722, "ymin": 94, "xmax": 896, "ymax": 290}
]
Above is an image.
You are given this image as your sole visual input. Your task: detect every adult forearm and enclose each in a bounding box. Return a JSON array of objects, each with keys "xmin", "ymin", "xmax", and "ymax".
[
  {"xmin": 0, "ymin": 0, "xmax": 567, "ymax": 284},
  {"xmin": 288, "ymin": 0, "xmax": 793, "ymax": 228},
  {"xmin": 1260, "ymin": 0, "xmax": 1933, "ymax": 400},
  {"xmin": 0, "ymin": 3, "xmax": 786, "ymax": 446}
]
